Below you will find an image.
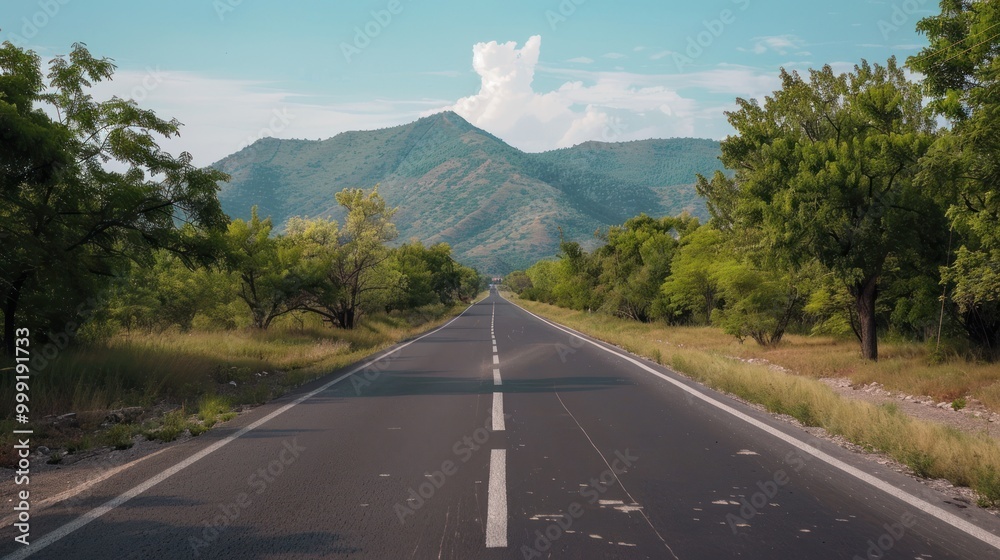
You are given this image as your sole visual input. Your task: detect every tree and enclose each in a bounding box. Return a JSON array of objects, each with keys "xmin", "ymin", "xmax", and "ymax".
[
  {"xmin": 225, "ymin": 208, "xmax": 303, "ymax": 329},
  {"xmin": 550, "ymin": 240, "xmax": 599, "ymax": 311},
  {"xmin": 660, "ymin": 225, "xmax": 725, "ymax": 324},
  {"xmin": 0, "ymin": 42, "xmax": 227, "ymax": 354},
  {"xmin": 313, "ymin": 187, "xmax": 399, "ymax": 329},
  {"xmin": 705, "ymin": 59, "xmax": 939, "ymax": 360},
  {"xmin": 390, "ymin": 241, "xmax": 437, "ymax": 309},
  {"xmin": 523, "ymin": 260, "xmax": 560, "ymax": 302},
  {"xmin": 594, "ymin": 214, "xmax": 685, "ymax": 322},
  {"xmin": 713, "ymin": 260, "xmax": 814, "ymax": 346},
  {"xmin": 909, "ymin": 2, "xmax": 1000, "ymax": 356},
  {"xmin": 504, "ymin": 270, "xmax": 533, "ymax": 294}
]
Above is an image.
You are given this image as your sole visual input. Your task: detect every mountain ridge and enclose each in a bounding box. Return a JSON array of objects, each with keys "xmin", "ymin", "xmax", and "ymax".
[{"xmin": 213, "ymin": 111, "xmax": 724, "ymax": 273}]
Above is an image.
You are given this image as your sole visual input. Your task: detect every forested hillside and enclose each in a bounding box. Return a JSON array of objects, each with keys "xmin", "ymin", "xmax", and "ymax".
[{"xmin": 213, "ymin": 112, "xmax": 724, "ymax": 273}]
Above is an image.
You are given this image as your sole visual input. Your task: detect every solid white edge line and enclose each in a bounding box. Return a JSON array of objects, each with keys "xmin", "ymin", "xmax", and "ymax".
[
  {"xmin": 486, "ymin": 449, "xmax": 508, "ymax": 548},
  {"xmin": 3, "ymin": 299, "xmax": 486, "ymax": 560},
  {"xmin": 509, "ymin": 298, "xmax": 1000, "ymax": 552},
  {"xmin": 492, "ymin": 392, "xmax": 505, "ymax": 432},
  {"xmin": 493, "ymin": 368, "xmax": 502, "ymax": 386}
]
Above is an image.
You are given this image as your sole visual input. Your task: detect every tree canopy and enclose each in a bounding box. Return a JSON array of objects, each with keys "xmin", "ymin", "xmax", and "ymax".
[
  {"xmin": 1, "ymin": 42, "xmax": 227, "ymax": 354},
  {"xmin": 700, "ymin": 59, "xmax": 942, "ymax": 360}
]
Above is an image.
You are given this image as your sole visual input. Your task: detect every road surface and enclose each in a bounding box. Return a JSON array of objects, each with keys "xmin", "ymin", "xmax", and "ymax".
[{"xmin": 3, "ymin": 290, "xmax": 1000, "ymax": 559}]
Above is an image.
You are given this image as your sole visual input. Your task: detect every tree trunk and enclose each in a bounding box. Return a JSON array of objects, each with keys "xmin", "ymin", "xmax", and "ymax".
[
  {"xmin": 2, "ymin": 273, "xmax": 28, "ymax": 356},
  {"xmin": 854, "ymin": 276, "xmax": 879, "ymax": 361}
]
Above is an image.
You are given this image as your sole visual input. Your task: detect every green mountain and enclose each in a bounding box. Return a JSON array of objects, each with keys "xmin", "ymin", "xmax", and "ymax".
[{"xmin": 212, "ymin": 111, "xmax": 723, "ymax": 273}]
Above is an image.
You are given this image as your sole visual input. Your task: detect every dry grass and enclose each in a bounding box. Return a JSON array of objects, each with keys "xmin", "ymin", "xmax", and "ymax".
[
  {"xmin": 512, "ymin": 296, "xmax": 1000, "ymax": 505},
  {"xmin": 513, "ymin": 300, "xmax": 1000, "ymax": 409},
  {"xmin": 18, "ymin": 303, "xmax": 471, "ymax": 416}
]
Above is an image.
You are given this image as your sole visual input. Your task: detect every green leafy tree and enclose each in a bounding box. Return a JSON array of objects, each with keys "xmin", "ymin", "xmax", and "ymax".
[
  {"xmin": 549, "ymin": 240, "xmax": 600, "ymax": 311},
  {"xmin": 523, "ymin": 260, "xmax": 560, "ymax": 302},
  {"xmin": 594, "ymin": 214, "xmax": 687, "ymax": 321},
  {"xmin": 713, "ymin": 260, "xmax": 815, "ymax": 346},
  {"xmin": 104, "ymin": 250, "xmax": 238, "ymax": 332},
  {"xmin": 909, "ymin": 2, "xmax": 1000, "ymax": 356},
  {"xmin": 324, "ymin": 187, "xmax": 399, "ymax": 329},
  {"xmin": 704, "ymin": 59, "xmax": 940, "ymax": 360},
  {"xmin": 0, "ymin": 42, "xmax": 227, "ymax": 354},
  {"xmin": 390, "ymin": 241, "xmax": 438, "ymax": 309},
  {"xmin": 225, "ymin": 208, "xmax": 303, "ymax": 329},
  {"xmin": 660, "ymin": 225, "xmax": 725, "ymax": 324},
  {"xmin": 504, "ymin": 270, "xmax": 533, "ymax": 294}
]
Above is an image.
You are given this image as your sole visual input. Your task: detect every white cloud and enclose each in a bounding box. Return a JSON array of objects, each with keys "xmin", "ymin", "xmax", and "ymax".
[
  {"xmin": 567, "ymin": 56, "xmax": 595, "ymax": 64},
  {"xmin": 432, "ymin": 36, "xmax": 703, "ymax": 151},
  {"xmin": 83, "ymin": 67, "xmax": 441, "ymax": 166},
  {"xmin": 740, "ymin": 35, "xmax": 806, "ymax": 56},
  {"xmin": 649, "ymin": 50, "xmax": 673, "ymax": 60},
  {"xmin": 67, "ymin": 35, "xmax": 799, "ymax": 165}
]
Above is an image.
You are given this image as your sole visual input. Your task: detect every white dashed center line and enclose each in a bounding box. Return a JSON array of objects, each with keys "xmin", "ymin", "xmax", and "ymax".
[
  {"xmin": 486, "ymin": 449, "xmax": 508, "ymax": 548},
  {"xmin": 492, "ymin": 393, "xmax": 505, "ymax": 431}
]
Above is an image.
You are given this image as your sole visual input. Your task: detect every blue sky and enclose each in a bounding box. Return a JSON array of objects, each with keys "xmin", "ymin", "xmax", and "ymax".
[{"xmin": 3, "ymin": 0, "xmax": 937, "ymax": 165}]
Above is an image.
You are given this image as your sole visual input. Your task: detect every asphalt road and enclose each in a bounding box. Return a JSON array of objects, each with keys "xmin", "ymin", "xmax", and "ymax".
[{"xmin": 4, "ymin": 289, "xmax": 1000, "ymax": 559}]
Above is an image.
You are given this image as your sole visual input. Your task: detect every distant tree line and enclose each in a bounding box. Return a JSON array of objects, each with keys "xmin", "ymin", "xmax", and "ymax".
[
  {"xmin": 0, "ymin": 42, "xmax": 483, "ymax": 354},
  {"xmin": 510, "ymin": 3, "xmax": 1000, "ymax": 362}
]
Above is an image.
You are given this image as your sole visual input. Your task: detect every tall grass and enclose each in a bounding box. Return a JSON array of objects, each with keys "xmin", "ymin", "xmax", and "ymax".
[
  {"xmin": 513, "ymin": 296, "xmax": 1000, "ymax": 506},
  {"xmin": 1, "ymin": 303, "xmax": 467, "ymax": 418}
]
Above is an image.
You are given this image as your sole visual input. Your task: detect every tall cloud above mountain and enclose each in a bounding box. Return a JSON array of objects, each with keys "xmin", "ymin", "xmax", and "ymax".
[{"xmin": 436, "ymin": 36, "xmax": 697, "ymax": 152}]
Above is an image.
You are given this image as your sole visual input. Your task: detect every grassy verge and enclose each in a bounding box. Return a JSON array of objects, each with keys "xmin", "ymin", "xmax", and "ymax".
[
  {"xmin": 511, "ymin": 295, "xmax": 1000, "ymax": 507},
  {"xmin": 1, "ymin": 300, "xmax": 479, "ymax": 466}
]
